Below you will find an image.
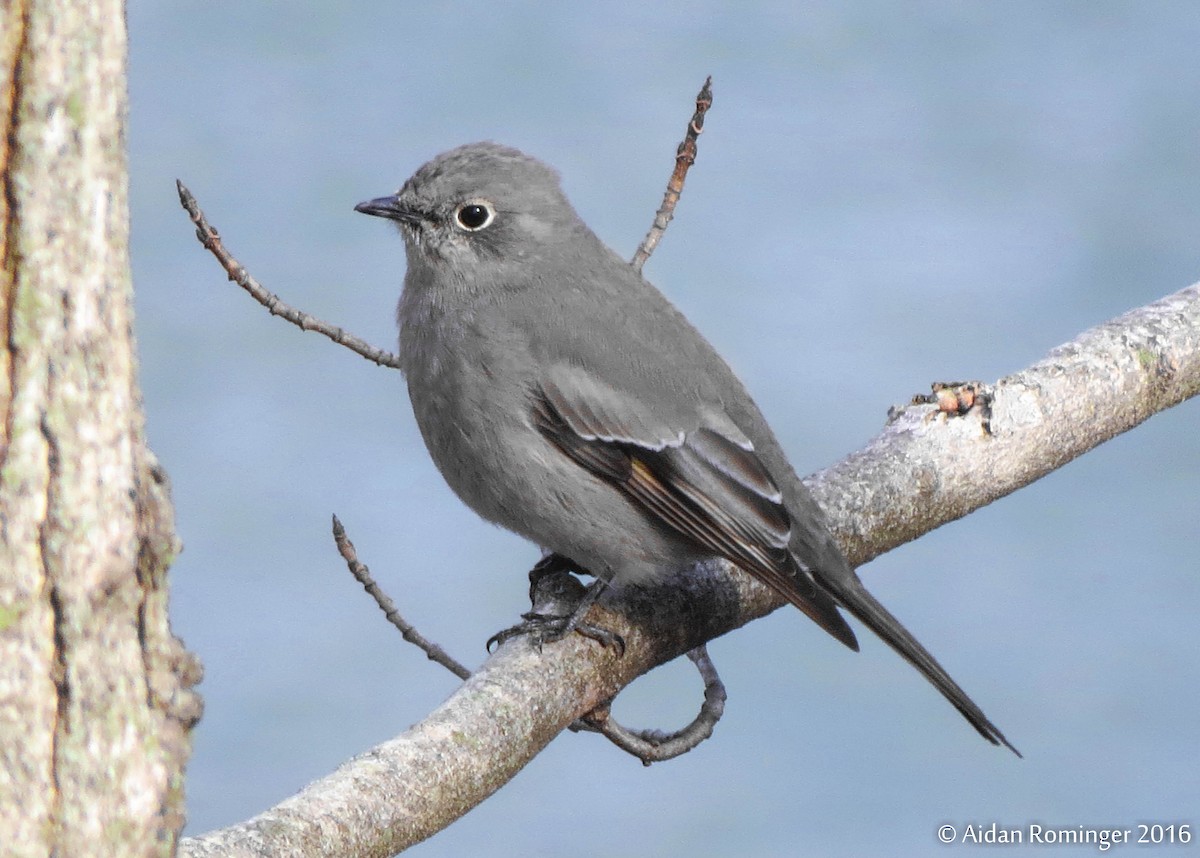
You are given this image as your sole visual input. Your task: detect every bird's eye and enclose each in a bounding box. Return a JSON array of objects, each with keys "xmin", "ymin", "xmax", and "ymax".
[{"xmin": 454, "ymin": 200, "xmax": 495, "ymax": 231}]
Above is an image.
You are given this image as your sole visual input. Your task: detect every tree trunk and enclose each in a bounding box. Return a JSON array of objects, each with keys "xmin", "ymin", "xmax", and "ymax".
[{"xmin": 0, "ymin": 1, "xmax": 200, "ymax": 855}]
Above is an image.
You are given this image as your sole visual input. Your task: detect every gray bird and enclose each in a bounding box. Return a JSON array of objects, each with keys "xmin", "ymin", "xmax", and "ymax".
[{"xmin": 356, "ymin": 142, "xmax": 1017, "ymax": 754}]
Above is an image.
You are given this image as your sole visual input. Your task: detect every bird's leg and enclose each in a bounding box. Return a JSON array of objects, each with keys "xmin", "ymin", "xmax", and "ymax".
[
  {"xmin": 527, "ymin": 551, "xmax": 577, "ymax": 588},
  {"xmin": 487, "ymin": 553, "xmax": 625, "ymax": 653}
]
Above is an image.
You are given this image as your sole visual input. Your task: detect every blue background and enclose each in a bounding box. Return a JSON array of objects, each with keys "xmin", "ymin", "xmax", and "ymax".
[{"xmin": 129, "ymin": 3, "xmax": 1198, "ymax": 856}]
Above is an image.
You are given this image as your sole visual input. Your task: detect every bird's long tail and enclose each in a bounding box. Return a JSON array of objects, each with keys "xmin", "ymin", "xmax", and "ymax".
[{"xmin": 816, "ymin": 572, "xmax": 1021, "ymax": 757}]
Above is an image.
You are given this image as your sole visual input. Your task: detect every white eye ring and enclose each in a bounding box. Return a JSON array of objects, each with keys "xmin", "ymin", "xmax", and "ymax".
[{"xmin": 454, "ymin": 199, "xmax": 496, "ymax": 231}]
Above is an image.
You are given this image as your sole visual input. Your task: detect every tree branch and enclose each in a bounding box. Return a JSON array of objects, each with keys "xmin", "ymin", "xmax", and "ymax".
[
  {"xmin": 176, "ymin": 180, "xmax": 403, "ymax": 370},
  {"xmin": 178, "ymin": 283, "xmax": 1200, "ymax": 857}
]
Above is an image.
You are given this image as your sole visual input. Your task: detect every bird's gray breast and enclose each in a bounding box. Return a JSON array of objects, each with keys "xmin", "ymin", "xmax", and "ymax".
[{"xmin": 397, "ymin": 287, "xmax": 540, "ymax": 529}]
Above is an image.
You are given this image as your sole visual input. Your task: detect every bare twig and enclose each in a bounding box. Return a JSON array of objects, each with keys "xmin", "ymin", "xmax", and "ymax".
[
  {"xmin": 175, "ymin": 180, "xmax": 402, "ymax": 369},
  {"xmin": 631, "ymin": 76, "xmax": 714, "ymax": 272},
  {"xmin": 331, "ymin": 514, "xmax": 470, "ymax": 680},
  {"xmin": 574, "ymin": 646, "xmax": 727, "ymax": 765}
]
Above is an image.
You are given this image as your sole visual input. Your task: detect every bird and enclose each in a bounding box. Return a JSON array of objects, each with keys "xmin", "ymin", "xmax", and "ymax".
[{"xmin": 355, "ymin": 141, "xmax": 1017, "ymax": 754}]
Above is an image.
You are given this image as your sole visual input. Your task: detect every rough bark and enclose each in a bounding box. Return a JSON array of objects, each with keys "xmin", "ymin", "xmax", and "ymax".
[
  {"xmin": 0, "ymin": 2, "xmax": 201, "ymax": 856},
  {"xmin": 179, "ymin": 284, "xmax": 1199, "ymax": 857}
]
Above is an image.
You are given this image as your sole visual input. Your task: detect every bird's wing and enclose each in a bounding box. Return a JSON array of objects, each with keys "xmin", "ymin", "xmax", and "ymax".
[{"xmin": 533, "ymin": 364, "xmax": 858, "ymax": 650}]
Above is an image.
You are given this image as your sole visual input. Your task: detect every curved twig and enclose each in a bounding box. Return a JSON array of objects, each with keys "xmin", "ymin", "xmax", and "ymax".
[{"xmin": 573, "ymin": 646, "xmax": 726, "ymax": 765}]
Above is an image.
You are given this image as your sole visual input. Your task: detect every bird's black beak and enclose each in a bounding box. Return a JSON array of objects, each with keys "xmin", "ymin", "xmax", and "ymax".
[{"xmin": 354, "ymin": 194, "xmax": 421, "ymax": 224}]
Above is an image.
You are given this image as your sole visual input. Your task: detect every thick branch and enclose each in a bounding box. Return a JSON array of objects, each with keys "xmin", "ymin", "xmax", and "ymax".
[
  {"xmin": 179, "ymin": 283, "xmax": 1199, "ymax": 856},
  {"xmin": 810, "ymin": 283, "xmax": 1200, "ymax": 565}
]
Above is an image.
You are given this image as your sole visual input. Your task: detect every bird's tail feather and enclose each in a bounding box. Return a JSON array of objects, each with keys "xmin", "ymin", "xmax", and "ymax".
[{"xmin": 817, "ymin": 574, "xmax": 1021, "ymax": 757}]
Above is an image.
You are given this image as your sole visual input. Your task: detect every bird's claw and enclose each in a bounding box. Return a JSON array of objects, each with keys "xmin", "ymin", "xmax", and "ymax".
[
  {"xmin": 488, "ymin": 562, "xmax": 625, "ymax": 655},
  {"xmin": 487, "ymin": 609, "xmax": 625, "ymax": 655}
]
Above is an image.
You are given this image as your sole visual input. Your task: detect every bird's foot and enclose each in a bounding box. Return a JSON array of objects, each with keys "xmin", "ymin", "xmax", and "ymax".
[
  {"xmin": 487, "ymin": 607, "xmax": 624, "ymax": 653},
  {"xmin": 487, "ymin": 557, "xmax": 624, "ymax": 654}
]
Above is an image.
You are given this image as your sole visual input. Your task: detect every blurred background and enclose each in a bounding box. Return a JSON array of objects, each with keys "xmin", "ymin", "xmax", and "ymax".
[{"xmin": 129, "ymin": 3, "xmax": 1198, "ymax": 856}]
